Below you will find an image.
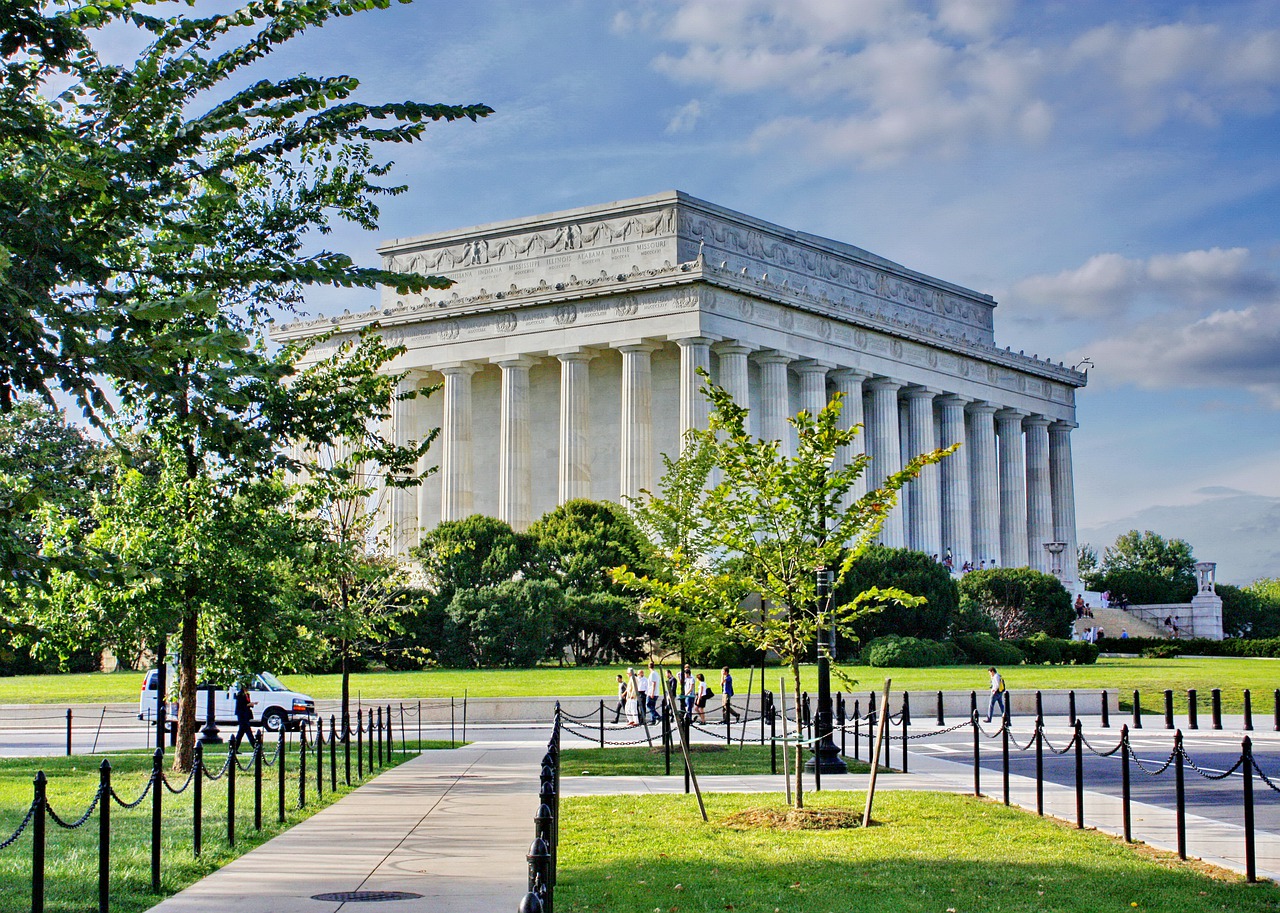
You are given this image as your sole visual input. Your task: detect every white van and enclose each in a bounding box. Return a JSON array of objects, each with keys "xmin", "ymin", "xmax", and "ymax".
[{"xmin": 138, "ymin": 670, "xmax": 316, "ymax": 732}]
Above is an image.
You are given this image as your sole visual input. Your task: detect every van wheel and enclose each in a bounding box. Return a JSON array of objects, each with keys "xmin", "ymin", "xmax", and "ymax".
[{"xmin": 262, "ymin": 709, "xmax": 287, "ymax": 732}]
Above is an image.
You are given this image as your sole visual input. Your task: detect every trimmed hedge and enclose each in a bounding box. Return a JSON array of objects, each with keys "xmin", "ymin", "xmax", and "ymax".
[
  {"xmin": 865, "ymin": 636, "xmax": 963, "ymax": 668},
  {"xmin": 1097, "ymin": 636, "xmax": 1280, "ymax": 659},
  {"xmin": 952, "ymin": 633, "xmax": 1025, "ymax": 666},
  {"xmin": 1013, "ymin": 632, "xmax": 1099, "ymax": 665}
]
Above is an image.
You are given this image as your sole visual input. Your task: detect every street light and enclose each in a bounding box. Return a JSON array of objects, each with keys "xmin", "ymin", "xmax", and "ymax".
[
  {"xmin": 806, "ymin": 567, "xmax": 847, "ymax": 775},
  {"xmin": 1044, "ymin": 541, "xmax": 1067, "ymax": 581}
]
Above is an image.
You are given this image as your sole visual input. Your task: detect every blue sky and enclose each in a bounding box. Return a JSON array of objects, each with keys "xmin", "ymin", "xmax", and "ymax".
[{"xmin": 172, "ymin": 0, "xmax": 1280, "ymax": 580}]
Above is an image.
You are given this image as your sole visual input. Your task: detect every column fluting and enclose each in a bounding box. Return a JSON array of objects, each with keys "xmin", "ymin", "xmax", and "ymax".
[
  {"xmin": 904, "ymin": 387, "xmax": 942, "ymax": 557},
  {"xmin": 677, "ymin": 337, "xmax": 713, "ymax": 439},
  {"xmin": 557, "ymin": 350, "xmax": 596, "ymax": 504},
  {"xmin": 440, "ymin": 363, "xmax": 479, "ymax": 522},
  {"xmin": 755, "ymin": 353, "xmax": 792, "ymax": 448},
  {"xmin": 618, "ymin": 343, "xmax": 657, "ymax": 501},
  {"xmin": 495, "ymin": 356, "xmax": 536, "ymax": 531},
  {"xmin": 967, "ymin": 402, "xmax": 1000, "ymax": 567},
  {"xmin": 389, "ymin": 375, "xmax": 419, "ymax": 553},
  {"xmin": 937, "ymin": 394, "xmax": 972, "ymax": 567},
  {"xmin": 996, "ymin": 407, "xmax": 1029, "ymax": 568},
  {"xmin": 866, "ymin": 377, "xmax": 905, "ymax": 548},
  {"xmin": 1049, "ymin": 421, "xmax": 1080, "ymax": 592},
  {"xmin": 1024, "ymin": 415, "xmax": 1054, "ymax": 574},
  {"xmin": 830, "ymin": 368, "xmax": 869, "ymax": 503}
]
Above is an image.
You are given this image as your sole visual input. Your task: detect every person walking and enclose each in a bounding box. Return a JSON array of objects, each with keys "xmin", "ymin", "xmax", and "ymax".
[
  {"xmin": 624, "ymin": 668, "xmax": 640, "ymax": 726},
  {"xmin": 634, "ymin": 667, "xmax": 648, "ymax": 722},
  {"xmin": 647, "ymin": 662, "xmax": 662, "ymax": 723},
  {"xmin": 665, "ymin": 669, "xmax": 679, "ymax": 718},
  {"xmin": 681, "ymin": 664, "xmax": 696, "ymax": 719},
  {"xmin": 612, "ymin": 673, "xmax": 626, "ymax": 723},
  {"xmin": 720, "ymin": 666, "xmax": 741, "ymax": 722},
  {"xmin": 232, "ymin": 685, "xmax": 257, "ymax": 752},
  {"xmin": 694, "ymin": 673, "xmax": 711, "ymax": 724},
  {"xmin": 984, "ymin": 667, "xmax": 1007, "ymax": 723}
]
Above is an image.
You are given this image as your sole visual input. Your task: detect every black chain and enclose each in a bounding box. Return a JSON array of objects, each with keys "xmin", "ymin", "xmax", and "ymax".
[
  {"xmin": 0, "ymin": 802, "xmax": 37, "ymax": 851},
  {"xmin": 162, "ymin": 764, "xmax": 197, "ymax": 795},
  {"xmin": 559, "ymin": 722, "xmax": 655, "ymax": 747},
  {"xmin": 1079, "ymin": 731, "xmax": 1125, "ymax": 758},
  {"xmin": 1040, "ymin": 728, "xmax": 1078, "ymax": 756},
  {"xmin": 260, "ymin": 737, "xmax": 285, "ymax": 769},
  {"xmin": 47, "ymin": 786, "xmax": 103, "ymax": 829},
  {"xmin": 111, "ymin": 775, "xmax": 155, "ymax": 809},
  {"xmin": 233, "ymin": 747, "xmax": 257, "ymax": 773},
  {"xmin": 1180, "ymin": 747, "xmax": 1245, "ymax": 782},
  {"xmin": 1129, "ymin": 743, "xmax": 1178, "ymax": 777},
  {"xmin": 202, "ymin": 751, "xmax": 234, "ymax": 782},
  {"xmin": 1250, "ymin": 757, "xmax": 1280, "ymax": 793}
]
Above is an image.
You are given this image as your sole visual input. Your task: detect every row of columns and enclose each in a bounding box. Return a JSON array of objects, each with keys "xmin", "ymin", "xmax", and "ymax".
[{"xmin": 395, "ymin": 338, "xmax": 1079, "ymax": 586}]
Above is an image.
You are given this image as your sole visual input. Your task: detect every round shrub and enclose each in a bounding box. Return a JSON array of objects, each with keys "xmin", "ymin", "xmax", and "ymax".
[
  {"xmin": 864, "ymin": 635, "xmax": 962, "ymax": 668},
  {"xmin": 951, "ymin": 633, "xmax": 1024, "ymax": 666}
]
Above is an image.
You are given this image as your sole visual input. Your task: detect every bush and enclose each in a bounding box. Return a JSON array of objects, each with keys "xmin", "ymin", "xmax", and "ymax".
[
  {"xmin": 446, "ymin": 578, "xmax": 563, "ymax": 667},
  {"xmin": 1098, "ymin": 636, "xmax": 1280, "ymax": 659},
  {"xmin": 864, "ymin": 636, "xmax": 962, "ymax": 668},
  {"xmin": 1091, "ymin": 567, "xmax": 1195, "ymax": 607},
  {"xmin": 951, "ymin": 633, "xmax": 1025, "ymax": 666},
  {"xmin": 837, "ymin": 547, "xmax": 960, "ymax": 644},
  {"xmin": 1012, "ymin": 633, "xmax": 1099, "ymax": 665},
  {"xmin": 957, "ymin": 567, "xmax": 1073, "ymax": 638}
]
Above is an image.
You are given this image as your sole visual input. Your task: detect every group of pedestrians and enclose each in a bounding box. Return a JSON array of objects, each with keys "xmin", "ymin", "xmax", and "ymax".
[{"xmin": 612, "ymin": 663, "xmax": 742, "ymax": 726}]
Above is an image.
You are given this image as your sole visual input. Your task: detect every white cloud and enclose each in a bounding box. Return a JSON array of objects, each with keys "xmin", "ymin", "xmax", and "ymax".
[
  {"xmin": 665, "ymin": 99, "xmax": 703, "ymax": 133},
  {"xmin": 935, "ymin": 0, "xmax": 1014, "ymax": 39},
  {"xmin": 1012, "ymin": 247, "xmax": 1276, "ymax": 318}
]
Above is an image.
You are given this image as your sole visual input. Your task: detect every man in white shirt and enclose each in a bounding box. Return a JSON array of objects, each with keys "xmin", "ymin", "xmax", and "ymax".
[
  {"xmin": 985, "ymin": 667, "xmax": 1006, "ymax": 723},
  {"xmin": 646, "ymin": 662, "xmax": 662, "ymax": 723}
]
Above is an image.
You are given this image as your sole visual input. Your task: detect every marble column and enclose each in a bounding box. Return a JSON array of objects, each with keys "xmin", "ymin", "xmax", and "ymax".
[
  {"xmin": 830, "ymin": 368, "xmax": 869, "ymax": 502},
  {"xmin": 795, "ymin": 361, "xmax": 829, "ymax": 418},
  {"xmin": 866, "ymin": 377, "xmax": 905, "ymax": 548},
  {"xmin": 676, "ymin": 336, "xmax": 713, "ymax": 439},
  {"xmin": 967, "ymin": 402, "xmax": 1000, "ymax": 567},
  {"xmin": 713, "ymin": 342, "xmax": 753, "ymax": 435},
  {"xmin": 440, "ymin": 363, "xmax": 479, "ymax": 522},
  {"xmin": 1024, "ymin": 415, "xmax": 1054, "ymax": 574},
  {"xmin": 937, "ymin": 394, "xmax": 972, "ymax": 567},
  {"xmin": 996, "ymin": 408, "xmax": 1029, "ymax": 568},
  {"xmin": 1049, "ymin": 421, "xmax": 1080, "ymax": 590},
  {"xmin": 389, "ymin": 375, "xmax": 419, "ymax": 553},
  {"xmin": 557, "ymin": 350, "xmax": 596, "ymax": 504},
  {"xmin": 904, "ymin": 387, "xmax": 942, "ymax": 557},
  {"xmin": 495, "ymin": 356, "xmax": 537, "ymax": 531},
  {"xmin": 899, "ymin": 398, "xmax": 912, "ymax": 543},
  {"xmin": 755, "ymin": 353, "xmax": 792, "ymax": 448},
  {"xmin": 618, "ymin": 343, "xmax": 657, "ymax": 501}
]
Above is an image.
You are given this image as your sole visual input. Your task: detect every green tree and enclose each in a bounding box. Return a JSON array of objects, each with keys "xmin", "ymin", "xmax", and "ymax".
[
  {"xmin": 446, "ymin": 579, "xmax": 562, "ymax": 668},
  {"xmin": 836, "ymin": 546, "xmax": 959, "ymax": 648},
  {"xmin": 958, "ymin": 567, "xmax": 1073, "ymax": 639},
  {"xmin": 1225, "ymin": 578, "xmax": 1280, "ymax": 638},
  {"xmin": 530, "ymin": 500, "xmax": 653, "ymax": 665},
  {"xmin": 1083, "ymin": 530, "xmax": 1197, "ymax": 604},
  {"xmin": 619, "ymin": 381, "xmax": 954, "ymax": 805}
]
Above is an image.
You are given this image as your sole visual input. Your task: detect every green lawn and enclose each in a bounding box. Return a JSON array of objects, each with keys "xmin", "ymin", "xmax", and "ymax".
[
  {"xmin": 556, "ymin": 791, "xmax": 1280, "ymax": 913},
  {"xmin": 2, "ymin": 657, "xmax": 1277, "ymax": 714},
  {"xmin": 0, "ymin": 739, "xmax": 452, "ymax": 913},
  {"xmin": 560, "ymin": 744, "xmax": 886, "ymax": 777}
]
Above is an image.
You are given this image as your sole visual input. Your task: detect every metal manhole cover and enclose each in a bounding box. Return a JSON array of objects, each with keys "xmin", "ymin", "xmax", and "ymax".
[{"xmin": 311, "ymin": 891, "xmax": 424, "ymax": 902}]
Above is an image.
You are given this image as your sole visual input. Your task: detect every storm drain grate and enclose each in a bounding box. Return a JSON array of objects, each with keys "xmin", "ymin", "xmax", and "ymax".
[{"xmin": 311, "ymin": 891, "xmax": 424, "ymax": 903}]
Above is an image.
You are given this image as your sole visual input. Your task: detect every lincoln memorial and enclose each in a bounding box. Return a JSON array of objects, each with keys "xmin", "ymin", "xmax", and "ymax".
[{"xmin": 276, "ymin": 191, "xmax": 1087, "ymax": 592}]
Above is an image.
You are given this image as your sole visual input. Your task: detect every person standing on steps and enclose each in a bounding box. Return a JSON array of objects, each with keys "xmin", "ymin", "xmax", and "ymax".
[{"xmin": 984, "ymin": 667, "xmax": 1007, "ymax": 723}]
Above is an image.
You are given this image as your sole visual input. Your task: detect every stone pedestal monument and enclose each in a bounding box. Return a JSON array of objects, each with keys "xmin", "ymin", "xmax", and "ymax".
[
  {"xmin": 1190, "ymin": 561, "xmax": 1225, "ymax": 641},
  {"xmin": 276, "ymin": 192, "xmax": 1088, "ymax": 591}
]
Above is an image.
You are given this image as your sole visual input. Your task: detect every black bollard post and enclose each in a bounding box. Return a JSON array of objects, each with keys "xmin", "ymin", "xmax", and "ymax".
[
  {"xmin": 278, "ymin": 731, "xmax": 286, "ymax": 824},
  {"xmin": 1243, "ymin": 735, "xmax": 1256, "ymax": 883},
  {"xmin": 66, "ymin": 709, "xmax": 72, "ymax": 757},
  {"xmin": 1068, "ymin": 690, "xmax": 1076, "ymax": 726},
  {"xmin": 1274, "ymin": 689, "xmax": 1279, "ymax": 732},
  {"xmin": 937, "ymin": 690, "xmax": 945, "ymax": 726},
  {"xmin": 802, "ymin": 692, "xmax": 811, "ymax": 740},
  {"xmin": 972, "ymin": 711, "xmax": 981, "ymax": 797},
  {"xmin": 852, "ymin": 699, "xmax": 860, "ymax": 762},
  {"xmin": 1164, "ymin": 690, "xmax": 1174, "ymax": 729},
  {"xmin": 356, "ymin": 708, "xmax": 364, "ymax": 779},
  {"xmin": 902, "ymin": 692, "xmax": 910, "ymax": 774},
  {"xmin": 1244, "ymin": 690, "xmax": 1253, "ymax": 732},
  {"xmin": 681, "ymin": 712, "xmax": 691, "ymax": 795},
  {"xmin": 1001, "ymin": 706, "xmax": 1010, "ymax": 806},
  {"xmin": 98, "ymin": 760, "xmax": 110, "ymax": 913},
  {"xmin": 299, "ymin": 725, "xmax": 307, "ymax": 809},
  {"xmin": 193, "ymin": 742, "xmax": 203, "ymax": 856},
  {"xmin": 1188, "ymin": 689, "xmax": 1199, "ymax": 729},
  {"xmin": 314, "ymin": 720, "xmax": 322, "ymax": 799},
  {"xmin": 331, "ymin": 716, "xmax": 339, "ymax": 792},
  {"xmin": 1120, "ymin": 725, "xmax": 1132, "ymax": 842},
  {"xmin": 1132, "ymin": 689, "xmax": 1142, "ymax": 729},
  {"xmin": 1074, "ymin": 720, "xmax": 1084, "ymax": 829},
  {"xmin": 228, "ymin": 744, "xmax": 237, "ymax": 847},
  {"xmin": 387, "ymin": 704, "xmax": 394, "ymax": 760},
  {"xmin": 1101, "ymin": 690, "xmax": 1110, "ymax": 728},
  {"xmin": 1174, "ymin": 730, "xmax": 1186, "ymax": 859},
  {"xmin": 1034, "ymin": 702, "xmax": 1044, "ymax": 816},
  {"xmin": 254, "ymin": 742, "xmax": 263, "ymax": 831},
  {"xmin": 598, "ymin": 700, "xmax": 604, "ymax": 749},
  {"xmin": 150, "ymin": 748, "xmax": 163, "ymax": 892},
  {"xmin": 526, "ymin": 835, "xmax": 552, "ymax": 913},
  {"xmin": 769, "ymin": 703, "xmax": 777, "ymax": 775},
  {"xmin": 868, "ymin": 691, "xmax": 877, "ymax": 759},
  {"xmin": 837, "ymin": 693, "xmax": 846, "ymax": 757},
  {"xmin": 664, "ymin": 704, "xmax": 672, "ymax": 776},
  {"xmin": 33, "ymin": 771, "xmax": 46, "ymax": 913},
  {"xmin": 1212, "ymin": 689, "xmax": 1223, "ymax": 730}
]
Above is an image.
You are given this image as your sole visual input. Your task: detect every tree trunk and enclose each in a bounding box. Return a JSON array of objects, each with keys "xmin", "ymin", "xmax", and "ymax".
[
  {"xmin": 791, "ymin": 658, "xmax": 804, "ymax": 808},
  {"xmin": 175, "ymin": 612, "xmax": 198, "ymax": 772}
]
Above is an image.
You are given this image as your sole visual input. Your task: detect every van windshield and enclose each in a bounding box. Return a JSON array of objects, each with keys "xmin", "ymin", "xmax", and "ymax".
[{"xmin": 256, "ymin": 672, "xmax": 288, "ymax": 692}]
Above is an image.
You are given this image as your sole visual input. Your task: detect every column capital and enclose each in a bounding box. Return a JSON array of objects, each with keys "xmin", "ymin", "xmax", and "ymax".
[
  {"xmin": 436, "ymin": 361, "xmax": 481, "ymax": 377},
  {"xmin": 671, "ymin": 335, "xmax": 717, "ymax": 348},
  {"xmin": 612, "ymin": 340, "xmax": 661, "ymax": 355},
  {"xmin": 752, "ymin": 350, "xmax": 794, "ymax": 366},
  {"xmin": 1023, "ymin": 414, "xmax": 1053, "ymax": 429},
  {"xmin": 551, "ymin": 347, "xmax": 600, "ymax": 364},
  {"xmin": 793, "ymin": 359, "xmax": 833, "ymax": 377},
  {"xmin": 1050, "ymin": 419, "xmax": 1079, "ymax": 432},
  {"xmin": 902, "ymin": 385, "xmax": 942, "ymax": 401},
  {"xmin": 829, "ymin": 367, "xmax": 871, "ymax": 382},
  {"xmin": 865, "ymin": 376, "xmax": 904, "ymax": 392},
  {"xmin": 966, "ymin": 400, "xmax": 1000, "ymax": 416},
  {"xmin": 490, "ymin": 354, "xmax": 540, "ymax": 369},
  {"xmin": 937, "ymin": 392, "xmax": 972, "ymax": 407},
  {"xmin": 712, "ymin": 340, "xmax": 756, "ymax": 357},
  {"xmin": 995, "ymin": 406, "xmax": 1027, "ymax": 423}
]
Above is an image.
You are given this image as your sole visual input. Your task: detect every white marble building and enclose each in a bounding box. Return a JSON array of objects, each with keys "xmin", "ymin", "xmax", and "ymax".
[{"xmin": 276, "ymin": 192, "xmax": 1088, "ymax": 592}]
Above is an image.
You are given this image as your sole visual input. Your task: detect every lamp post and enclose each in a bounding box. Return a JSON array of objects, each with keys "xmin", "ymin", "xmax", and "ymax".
[
  {"xmin": 806, "ymin": 567, "xmax": 847, "ymax": 775},
  {"xmin": 1044, "ymin": 541, "xmax": 1067, "ymax": 582}
]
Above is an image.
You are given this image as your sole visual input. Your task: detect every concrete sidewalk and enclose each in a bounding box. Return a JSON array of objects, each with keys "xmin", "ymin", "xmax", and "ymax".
[{"xmin": 146, "ymin": 726, "xmax": 1277, "ymax": 912}]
